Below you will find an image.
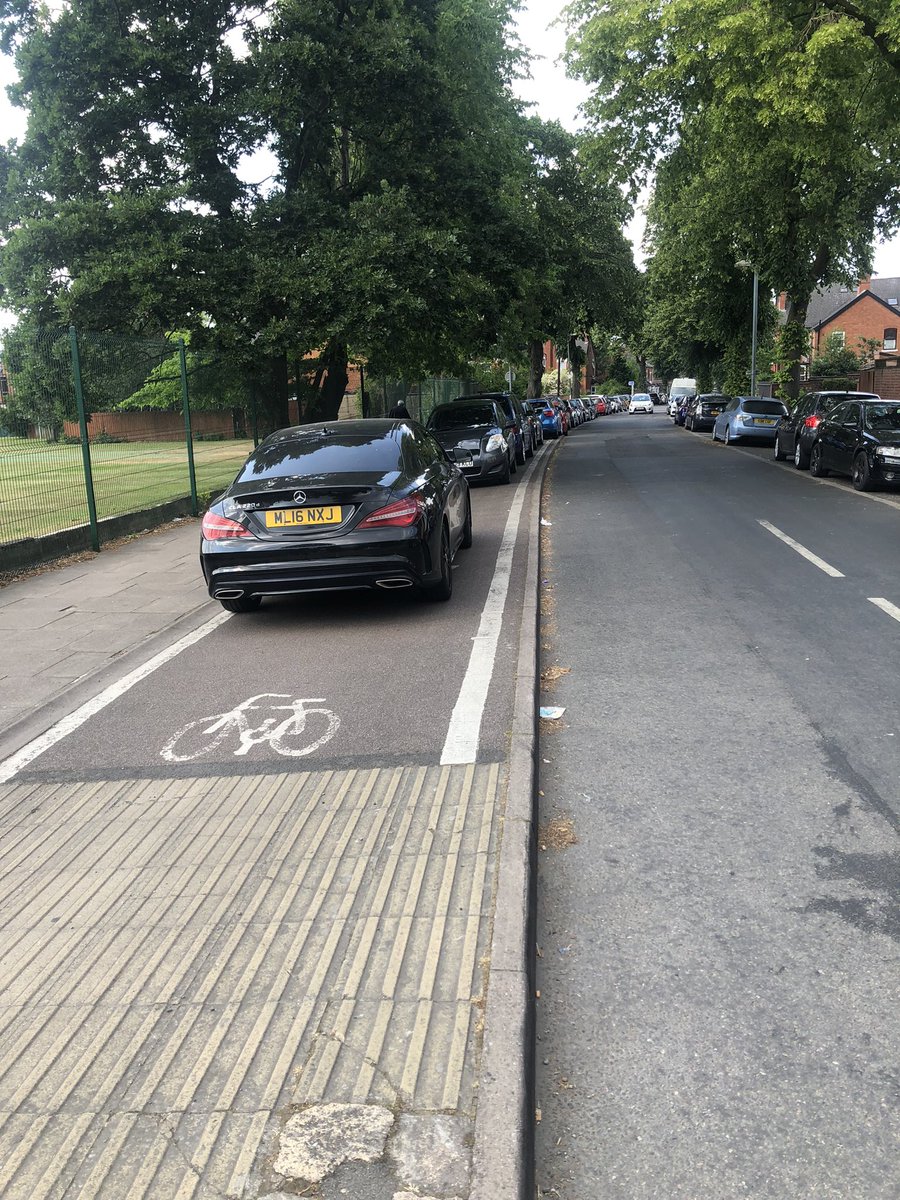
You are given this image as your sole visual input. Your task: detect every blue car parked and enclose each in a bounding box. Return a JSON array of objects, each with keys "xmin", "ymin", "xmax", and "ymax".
[
  {"xmin": 712, "ymin": 396, "xmax": 788, "ymax": 444},
  {"xmin": 528, "ymin": 399, "xmax": 563, "ymax": 439}
]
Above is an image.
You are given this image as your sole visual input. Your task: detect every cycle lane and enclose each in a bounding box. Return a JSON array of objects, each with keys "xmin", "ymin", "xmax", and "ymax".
[{"xmin": 6, "ymin": 457, "xmax": 534, "ymax": 782}]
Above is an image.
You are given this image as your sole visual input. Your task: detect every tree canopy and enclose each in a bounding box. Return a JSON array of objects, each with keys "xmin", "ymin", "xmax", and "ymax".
[
  {"xmin": 567, "ymin": 0, "xmax": 900, "ymax": 395},
  {"xmin": 0, "ymin": 0, "xmax": 639, "ymax": 417}
]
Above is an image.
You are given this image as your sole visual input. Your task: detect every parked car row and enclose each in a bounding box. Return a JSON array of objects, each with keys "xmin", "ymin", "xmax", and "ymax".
[
  {"xmin": 199, "ymin": 385, "xmax": 601, "ymax": 614},
  {"xmin": 772, "ymin": 389, "xmax": 880, "ymax": 469},
  {"xmin": 525, "ymin": 393, "xmax": 605, "ymax": 440},
  {"xmin": 586, "ymin": 394, "xmax": 629, "ymax": 415},
  {"xmin": 426, "ymin": 391, "xmax": 546, "ymax": 485},
  {"xmin": 674, "ymin": 386, "xmax": 900, "ymax": 493},
  {"xmin": 777, "ymin": 393, "xmax": 900, "ymax": 491}
]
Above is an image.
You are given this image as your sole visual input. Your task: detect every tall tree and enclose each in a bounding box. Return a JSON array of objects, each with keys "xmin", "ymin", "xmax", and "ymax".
[
  {"xmin": 567, "ymin": 0, "xmax": 900, "ymax": 398},
  {"xmin": 513, "ymin": 119, "xmax": 639, "ymax": 397},
  {"xmin": 640, "ymin": 148, "xmax": 777, "ymax": 393},
  {"xmin": 0, "ymin": 0, "xmax": 532, "ymax": 418}
]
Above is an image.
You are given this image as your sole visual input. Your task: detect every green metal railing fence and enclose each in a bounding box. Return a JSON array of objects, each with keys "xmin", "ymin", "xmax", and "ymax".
[
  {"xmin": 0, "ymin": 327, "xmax": 472, "ymax": 562},
  {"xmin": 0, "ymin": 328, "xmax": 285, "ymax": 556}
]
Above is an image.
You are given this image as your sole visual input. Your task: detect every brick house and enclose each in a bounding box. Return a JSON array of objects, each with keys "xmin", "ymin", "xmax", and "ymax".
[{"xmin": 777, "ymin": 276, "xmax": 900, "ymax": 367}]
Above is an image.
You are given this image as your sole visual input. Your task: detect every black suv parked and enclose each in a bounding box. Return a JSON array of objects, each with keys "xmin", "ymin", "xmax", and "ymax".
[
  {"xmin": 774, "ymin": 390, "xmax": 880, "ymax": 469},
  {"xmin": 454, "ymin": 392, "xmax": 531, "ymax": 464}
]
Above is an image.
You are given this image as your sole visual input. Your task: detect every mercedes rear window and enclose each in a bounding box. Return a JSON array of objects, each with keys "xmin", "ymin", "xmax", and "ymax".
[
  {"xmin": 743, "ymin": 401, "xmax": 786, "ymax": 415},
  {"xmin": 236, "ymin": 433, "xmax": 403, "ymax": 481},
  {"xmin": 428, "ymin": 404, "xmax": 496, "ymax": 429}
]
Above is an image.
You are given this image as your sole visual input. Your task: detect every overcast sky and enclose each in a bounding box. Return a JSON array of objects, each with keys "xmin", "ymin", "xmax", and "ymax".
[{"xmin": 0, "ymin": 0, "xmax": 898, "ymax": 277}]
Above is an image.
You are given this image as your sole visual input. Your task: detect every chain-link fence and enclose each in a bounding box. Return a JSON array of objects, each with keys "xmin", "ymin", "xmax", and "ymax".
[
  {"xmin": 0, "ymin": 329, "xmax": 476, "ymax": 566},
  {"xmin": 364, "ymin": 377, "xmax": 470, "ymax": 423}
]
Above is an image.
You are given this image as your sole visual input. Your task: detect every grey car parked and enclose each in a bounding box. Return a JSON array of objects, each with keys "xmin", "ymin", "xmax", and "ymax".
[{"xmin": 773, "ymin": 389, "xmax": 880, "ymax": 469}]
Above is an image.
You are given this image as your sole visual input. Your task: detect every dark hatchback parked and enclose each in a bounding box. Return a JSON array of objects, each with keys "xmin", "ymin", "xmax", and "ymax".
[
  {"xmin": 426, "ymin": 399, "xmax": 516, "ymax": 485},
  {"xmin": 809, "ymin": 399, "xmax": 900, "ymax": 491},
  {"xmin": 774, "ymin": 389, "xmax": 880, "ymax": 468},
  {"xmin": 684, "ymin": 393, "xmax": 731, "ymax": 431},
  {"xmin": 454, "ymin": 391, "xmax": 531, "ymax": 464},
  {"xmin": 200, "ymin": 419, "xmax": 471, "ymax": 611}
]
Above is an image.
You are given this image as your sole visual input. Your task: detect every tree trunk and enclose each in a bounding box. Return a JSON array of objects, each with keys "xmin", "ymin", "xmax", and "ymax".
[
  {"xmin": 256, "ymin": 354, "xmax": 290, "ymax": 434},
  {"xmin": 527, "ymin": 339, "xmax": 544, "ymax": 398},
  {"xmin": 782, "ymin": 296, "xmax": 810, "ymax": 404},
  {"xmin": 568, "ymin": 335, "xmax": 581, "ymax": 397},
  {"xmin": 308, "ymin": 341, "xmax": 349, "ymax": 422}
]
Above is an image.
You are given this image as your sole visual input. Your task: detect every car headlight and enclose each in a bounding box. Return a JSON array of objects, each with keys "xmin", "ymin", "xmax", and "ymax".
[
  {"xmin": 875, "ymin": 446, "xmax": 900, "ymax": 456},
  {"xmin": 484, "ymin": 433, "xmax": 506, "ymax": 453}
]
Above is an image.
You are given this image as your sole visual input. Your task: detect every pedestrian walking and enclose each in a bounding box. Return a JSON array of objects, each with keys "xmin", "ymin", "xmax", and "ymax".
[{"xmin": 388, "ymin": 399, "xmax": 411, "ymax": 419}]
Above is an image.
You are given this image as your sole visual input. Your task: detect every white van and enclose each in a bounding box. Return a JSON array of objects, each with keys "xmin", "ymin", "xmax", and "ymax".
[{"xmin": 668, "ymin": 377, "xmax": 697, "ymax": 416}]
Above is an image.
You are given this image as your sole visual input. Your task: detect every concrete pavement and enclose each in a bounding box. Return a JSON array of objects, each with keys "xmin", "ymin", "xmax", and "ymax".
[{"xmin": 0, "ymin": 459, "xmax": 547, "ymax": 1198}]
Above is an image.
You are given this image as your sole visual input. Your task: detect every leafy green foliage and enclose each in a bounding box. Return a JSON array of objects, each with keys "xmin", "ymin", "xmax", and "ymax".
[
  {"xmin": 567, "ymin": 0, "xmax": 900, "ymax": 397},
  {"xmin": 812, "ymin": 331, "xmax": 867, "ymax": 377},
  {"xmin": 0, "ymin": 0, "xmax": 539, "ymax": 416},
  {"xmin": 0, "ymin": 0, "xmax": 640, "ymax": 417},
  {"xmin": 513, "ymin": 119, "xmax": 640, "ymax": 396}
]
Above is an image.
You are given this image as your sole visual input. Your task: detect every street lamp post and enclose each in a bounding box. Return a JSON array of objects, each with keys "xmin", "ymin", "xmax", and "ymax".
[{"xmin": 737, "ymin": 260, "xmax": 759, "ymax": 395}]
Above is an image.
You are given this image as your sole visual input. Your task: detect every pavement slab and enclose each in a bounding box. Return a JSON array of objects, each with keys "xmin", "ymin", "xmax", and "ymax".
[{"xmin": 0, "ymin": 762, "xmax": 505, "ymax": 1199}]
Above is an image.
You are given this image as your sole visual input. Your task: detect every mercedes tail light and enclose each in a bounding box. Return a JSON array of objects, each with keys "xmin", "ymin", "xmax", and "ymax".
[
  {"xmin": 804, "ymin": 414, "xmax": 821, "ymax": 428},
  {"xmin": 201, "ymin": 512, "xmax": 252, "ymax": 539},
  {"xmin": 358, "ymin": 495, "xmax": 424, "ymax": 529}
]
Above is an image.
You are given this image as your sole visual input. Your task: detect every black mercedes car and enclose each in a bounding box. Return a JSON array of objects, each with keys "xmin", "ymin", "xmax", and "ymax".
[
  {"xmin": 809, "ymin": 399, "xmax": 900, "ymax": 491},
  {"xmin": 200, "ymin": 420, "xmax": 471, "ymax": 611},
  {"xmin": 426, "ymin": 399, "xmax": 517, "ymax": 484}
]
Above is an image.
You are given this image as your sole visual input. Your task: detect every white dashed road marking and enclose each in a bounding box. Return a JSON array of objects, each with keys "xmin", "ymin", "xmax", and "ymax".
[
  {"xmin": 757, "ymin": 520, "xmax": 845, "ymax": 578},
  {"xmin": 868, "ymin": 597, "xmax": 900, "ymax": 624}
]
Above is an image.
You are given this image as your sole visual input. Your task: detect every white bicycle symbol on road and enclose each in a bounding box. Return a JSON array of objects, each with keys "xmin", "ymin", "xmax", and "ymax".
[{"xmin": 161, "ymin": 693, "xmax": 340, "ymax": 762}]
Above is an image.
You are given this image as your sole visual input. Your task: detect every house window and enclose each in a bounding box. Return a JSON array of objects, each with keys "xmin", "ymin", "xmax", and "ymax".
[
  {"xmin": 831, "ymin": 330, "xmax": 845, "ymax": 347},
  {"xmin": 884, "ymin": 328, "xmax": 898, "ymax": 351}
]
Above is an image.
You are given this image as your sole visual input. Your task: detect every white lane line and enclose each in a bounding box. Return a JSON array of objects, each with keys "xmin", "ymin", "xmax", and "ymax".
[
  {"xmin": 868, "ymin": 597, "xmax": 900, "ymax": 624},
  {"xmin": 757, "ymin": 520, "xmax": 845, "ymax": 578},
  {"xmin": 441, "ymin": 456, "xmax": 539, "ymax": 765},
  {"xmin": 0, "ymin": 611, "xmax": 231, "ymax": 783}
]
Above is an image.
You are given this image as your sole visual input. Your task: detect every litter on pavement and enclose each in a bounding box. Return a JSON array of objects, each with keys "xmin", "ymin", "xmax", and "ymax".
[{"xmin": 539, "ymin": 707, "xmax": 565, "ymax": 719}]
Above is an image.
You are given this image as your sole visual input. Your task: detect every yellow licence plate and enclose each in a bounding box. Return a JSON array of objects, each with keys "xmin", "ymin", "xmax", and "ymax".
[
  {"xmin": 265, "ymin": 506, "xmax": 343, "ymax": 528},
  {"xmin": 756, "ymin": 419, "xmax": 776, "ymax": 426}
]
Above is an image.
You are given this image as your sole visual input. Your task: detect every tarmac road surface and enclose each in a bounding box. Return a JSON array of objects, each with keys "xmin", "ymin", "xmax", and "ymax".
[{"xmin": 536, "ymin": 412, "xmax": 900, "ymax": 1200}]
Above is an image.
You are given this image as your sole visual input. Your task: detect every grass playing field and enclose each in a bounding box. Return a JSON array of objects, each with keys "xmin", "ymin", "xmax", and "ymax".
[{"xmin": 0, "ymin": 436, "xmax": 255, "ymax": 543}]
